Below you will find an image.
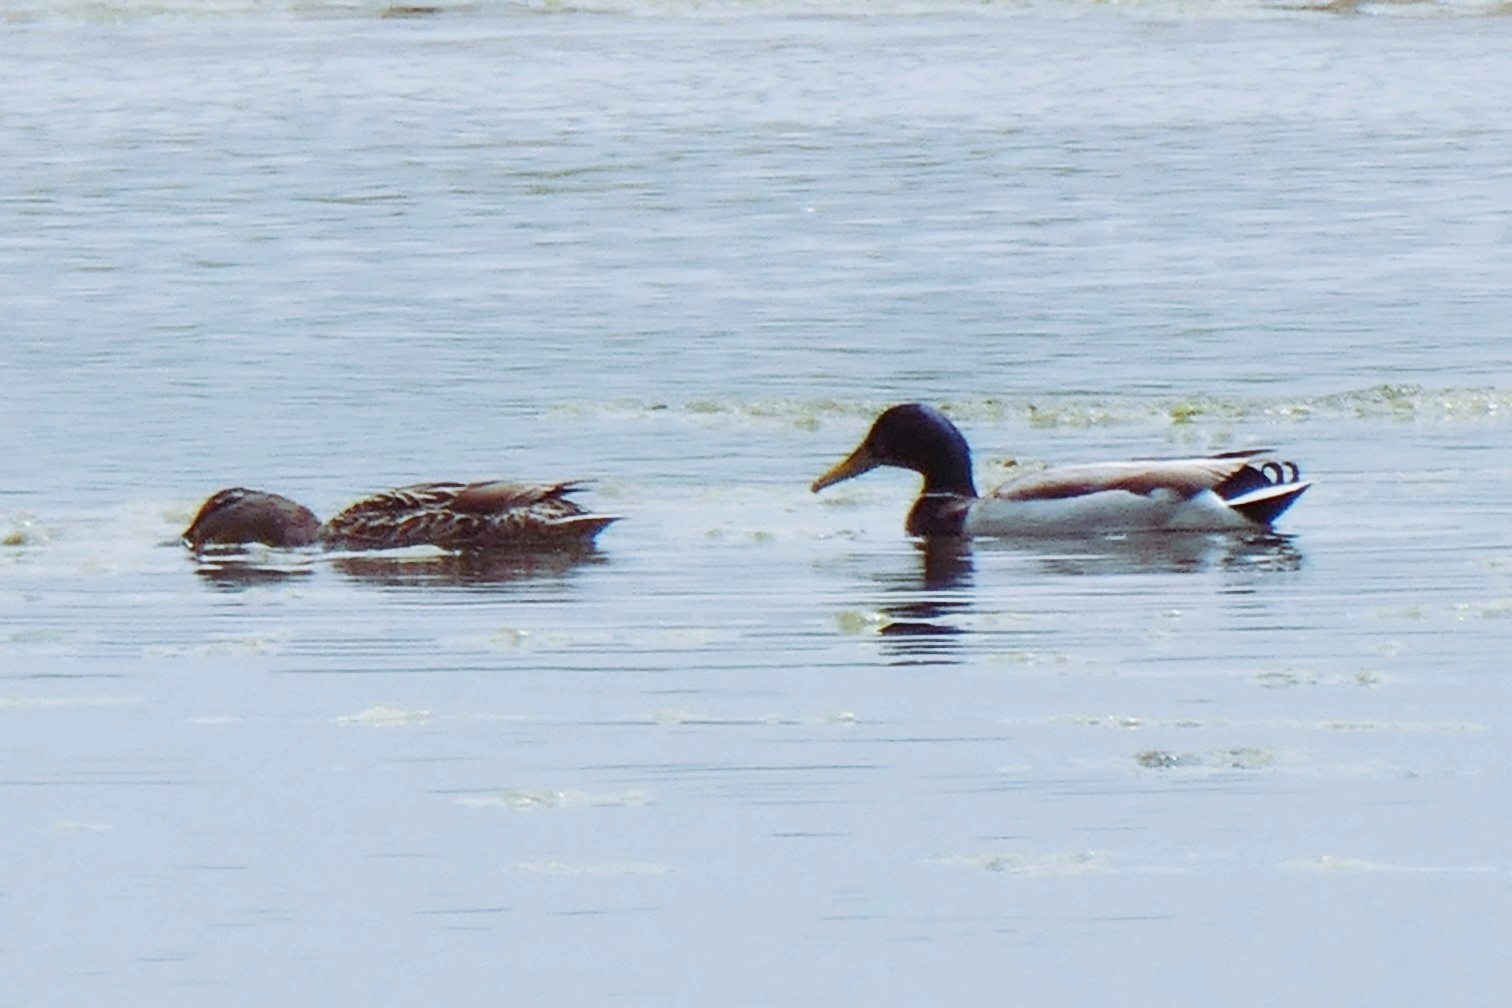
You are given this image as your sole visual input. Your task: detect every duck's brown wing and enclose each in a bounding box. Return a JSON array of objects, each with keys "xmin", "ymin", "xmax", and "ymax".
[
  {"xmin": 448, "ymin": 480, "xmax": 592, "ymax": 514},
  {"xmin": 319, "ymin": 480, "xmax": 615, "ymax": 551},
  {"xmin": 436, "ymin": 481, "xmax": 616, "ymax": 550},
  {"xmin": 992, "ymin": 457, "xmax": 1255, "ymax": 502}
]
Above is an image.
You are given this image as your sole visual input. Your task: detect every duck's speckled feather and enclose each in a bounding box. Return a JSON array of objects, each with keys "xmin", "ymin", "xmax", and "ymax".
[{"xmin": 318, "ymin": 480, "xmax": 618, "ymax": 551}]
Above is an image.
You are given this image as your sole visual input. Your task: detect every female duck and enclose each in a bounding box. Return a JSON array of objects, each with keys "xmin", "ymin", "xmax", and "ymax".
[
  {"xmin": 183, "ymin": 480, "xmax": 618, "ymax": 553},
  {"xmin": 810, "ymin": 404, "xmax": 1310, "ymax": 538},
  {"xmin": 317, "ymin": 480, "xmax": 618, "ymax": 551}
]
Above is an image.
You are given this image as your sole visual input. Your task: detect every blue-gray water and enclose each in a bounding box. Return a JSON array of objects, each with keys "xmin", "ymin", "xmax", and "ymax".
[{"xmin": 3, "ymin": 5, "xmax": 1511, "ymax": 1005}]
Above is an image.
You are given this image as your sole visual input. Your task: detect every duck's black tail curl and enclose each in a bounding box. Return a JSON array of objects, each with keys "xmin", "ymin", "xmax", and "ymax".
[{"xmin": 1214, "ymin": 458, "xmax": 1305, "ymax": 502}]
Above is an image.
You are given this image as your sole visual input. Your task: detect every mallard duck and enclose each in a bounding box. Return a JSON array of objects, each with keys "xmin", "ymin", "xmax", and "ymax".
[
  {"xmin": 318, "ymin": 480, "xmax": 618, "ymax": 551},
  {"xmin": 183, "ymin": 480, "xmax": 617, "ymax": 553},
  {"xmin": 182, "ymin": 488, "xmax": 321, "ymax": 551},
  {"xmin": 810, "ymin": 403, "xmax": 1311, "ymax": 538}
]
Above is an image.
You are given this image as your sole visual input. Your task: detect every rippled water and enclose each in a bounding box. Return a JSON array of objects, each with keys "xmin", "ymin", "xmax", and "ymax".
[{"xmin": 4, "ymin": 6, "xmax": 1511, "ymax": 1005}]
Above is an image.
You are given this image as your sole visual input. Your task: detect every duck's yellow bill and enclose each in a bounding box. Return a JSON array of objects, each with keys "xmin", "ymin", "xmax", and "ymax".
[{"xmin": 810, "ymin": 445, "xmax": 879, "ymax": 493}]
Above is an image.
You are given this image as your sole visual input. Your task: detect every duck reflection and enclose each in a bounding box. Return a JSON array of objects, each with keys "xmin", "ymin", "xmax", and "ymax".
[
  {"xmin": 873, "ymin": 539, "xmax": 977, "ymax": 662},
  {"xmin": 191, "ymin": 557, "xmax": 315, "ymax": 590},
  {"xmin": 860, "ymin": 531, "xmax": 1302, "ymax": 664},
  {"xmin": 977, "ymin": 530, "xmax": 1304, "ymax": 577},
  {"xmin": 190, "ymin": 545, "xmax": 607, "ymax": 591},
  {"xmin": 328, "ymin": 547, "xmax": 607, "ymax": 588}
]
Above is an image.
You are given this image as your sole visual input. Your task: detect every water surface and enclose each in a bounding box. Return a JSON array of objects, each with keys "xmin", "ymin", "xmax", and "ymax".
[{"xmin": 3, "ymin": 5, "xmax": 1511, "ymax": 1005}]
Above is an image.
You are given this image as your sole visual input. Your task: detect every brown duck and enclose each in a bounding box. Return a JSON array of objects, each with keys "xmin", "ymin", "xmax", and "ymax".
[{"xmin": 183, "ymin": 481, "xmax": 618, "ymax": 553}]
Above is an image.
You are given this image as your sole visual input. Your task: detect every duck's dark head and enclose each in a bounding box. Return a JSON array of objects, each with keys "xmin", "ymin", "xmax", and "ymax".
[
  {"xmin": 810, "ymin": 403, "xmax": 978, "ymax": 497},
  {"xmin": 183, "ymin": 487, "xmax": 321, "ymax": 551}
]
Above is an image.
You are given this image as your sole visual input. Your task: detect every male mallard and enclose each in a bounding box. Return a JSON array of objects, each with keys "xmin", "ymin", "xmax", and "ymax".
[
  {"xmin": 183, "ymin": 480, "xmax": 617, "ymax": 553},
  {"xmin": 810, "ymin": 403, "xmax": 1310, "ymax": 538}
]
